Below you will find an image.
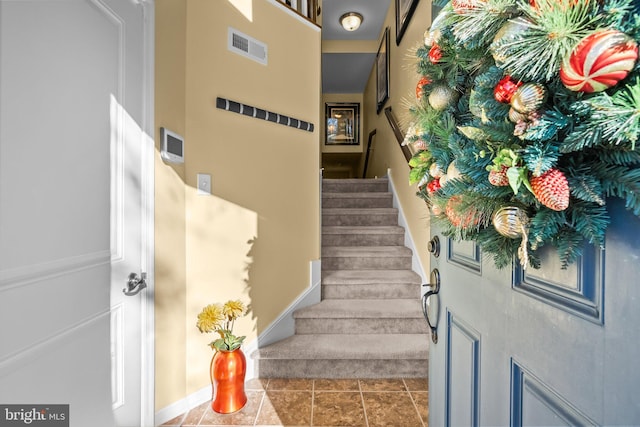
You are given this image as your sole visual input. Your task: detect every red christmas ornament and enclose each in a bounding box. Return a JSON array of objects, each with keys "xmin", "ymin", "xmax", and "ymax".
[
  {"xmin": 416, "ymin": 76, "xmax": 432, "ymax": 99},
  {"xmin": 445, "ymin": 196, "xmax": 478, "ymax": 228},
  {"xmin": 427, "ymin": 178, "xmax": 441, "ymax": 194},
  {"xmin": 560, "ymin": 30, "xmax": 638, "ymax": 93},
  {"xmin": 530, "ymin": 168, "xmax": 570, "ymax": 211},
  {"xmin": 494, "ymin": 75, "xmax": 522, "ymax": 104},
  {"xmin": 429, "ymin": 44, "xmax": 442, "ymax": 64}
]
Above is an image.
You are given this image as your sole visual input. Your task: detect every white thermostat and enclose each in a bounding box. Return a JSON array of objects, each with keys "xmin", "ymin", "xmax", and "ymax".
[{"xmin": 160, "ymin": 127, "xmax": 184, "ymax": 163}]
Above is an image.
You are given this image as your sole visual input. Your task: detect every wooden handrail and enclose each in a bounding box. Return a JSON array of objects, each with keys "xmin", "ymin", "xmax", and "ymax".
[
  {"xmin": 276, "ymin": 0, "xmax": 321, "ymax": 27},
  {"xmin": 362, "ymin": 130, "xmax": 376, "ymax": 178},
  {"xmin": 384, "ymin": 107, "xmax": 412, "ymax": 162}
]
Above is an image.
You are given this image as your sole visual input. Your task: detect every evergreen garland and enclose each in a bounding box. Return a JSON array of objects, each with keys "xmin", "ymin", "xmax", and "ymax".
[{"xmin": 407, "ymin": 0, "xmax": 640, "ymax": 268}]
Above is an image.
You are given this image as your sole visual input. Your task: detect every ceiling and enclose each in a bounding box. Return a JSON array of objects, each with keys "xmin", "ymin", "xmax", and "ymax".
[{"xmin": 321, "ymin": 0, "xmax": 392, "ymax": 94}]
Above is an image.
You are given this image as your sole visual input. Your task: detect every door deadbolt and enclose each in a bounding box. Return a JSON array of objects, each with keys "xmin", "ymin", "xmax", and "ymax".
[{"xmin": 427, "ymin": 236, "xmax": 440, "ymax": 258}]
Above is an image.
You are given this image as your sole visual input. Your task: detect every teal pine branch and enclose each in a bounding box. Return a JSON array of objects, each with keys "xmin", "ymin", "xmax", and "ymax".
[
  {"xmin": 522, "ymin": 142, "xmax": 561, "ymax": 176},
  {"xmin": 554, "ymin": 229, "xmax": 585, "ymax": 269},
  {"xmin": 529, "ymin": 209, "xmax": 566, "ymax": 249},
  {"xmin": 495, "ymin": 0, "xmax": 601, "ymax": 81},
  {"xmin": 569, "ymin": 200, "xmax": 609, "ymax": 247}
]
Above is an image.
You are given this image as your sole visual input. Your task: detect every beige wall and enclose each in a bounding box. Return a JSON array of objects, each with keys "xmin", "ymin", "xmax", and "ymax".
[
  {"xmin": 362, "ymin": 0, "xmax": 432, "ymax": 277},
  {"xmin": 155, "ymin": 0, "xmax": 188, "ymax": 410},
  {"xmin": 155, "ymin": 0, "xmax": 321, "ymax": 411}
]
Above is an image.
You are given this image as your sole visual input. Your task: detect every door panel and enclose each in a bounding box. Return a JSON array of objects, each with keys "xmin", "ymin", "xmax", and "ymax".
[
  {"xmin": 429, "ymin": 198, "xmax": 640, "ymax": 426},
  {"xmin": 0, "ymin": 0, "xmax": 117, "ymax": 425},
  {"xmin": 514, "ymin": 245, "xmax": 604, "ymax": 323},
  {"xmin": 445, "ymin": 311, "xmax": 480, "ymax": 427},
  {"xmin": 0, "ymin": 1, "xmax": 153, "ymax": 426},
  {"xmin": 602, "ymin": 200, "xmax": 640, "ymax": 425},
  {"xmin": 448, "ymin": 240, "xmax": 481, "ymax": 273},
  {"xmin": 511, "ymin": 361, "xmax": 597, "ymax": 427}
]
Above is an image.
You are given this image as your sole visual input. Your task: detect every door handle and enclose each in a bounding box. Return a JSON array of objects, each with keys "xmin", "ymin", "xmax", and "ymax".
[
  {"xmin": 422, "ymin": 268, "xmax": 441, "ymax": 344},
  {"xmin": 123, "ymin": 272, "xmax": 147, "ymax": 296}
]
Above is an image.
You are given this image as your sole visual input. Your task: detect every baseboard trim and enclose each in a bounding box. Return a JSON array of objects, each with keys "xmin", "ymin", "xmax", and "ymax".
[
  {"xmin": 387, "ymin": 170, "xmax": 427, "ymax": 286},
  {"xmin": 248, "ymin": 259, "xmax": 321, "ymax": 350},
  {"xmin": 154, "ymin": 384, "xmax": 211, "ymax": 426},
  {"xmin": 154, "ymin": 259, "xmax": 321, "ymax": 426}
]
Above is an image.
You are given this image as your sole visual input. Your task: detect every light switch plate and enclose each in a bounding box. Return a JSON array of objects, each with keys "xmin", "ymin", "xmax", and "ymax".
[{"xmin": 197, "ymin": 173, "xmax": 211, "ymax": 195}]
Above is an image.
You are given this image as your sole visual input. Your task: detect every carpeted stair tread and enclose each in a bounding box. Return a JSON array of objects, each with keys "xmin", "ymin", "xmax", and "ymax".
[
  {"xmin": 322, "ymin": 208, "xmax": 398, "ymax": 227},
  {"xmin": 323, "ymin": 208, "xmax": 398, "ymax": 215},
  {"xmin": 322, "ymin": 269, "xmax": 422, "ymax": 285},
  {"xmin": 253, "ymin": 334, "xmax": 428, "ymax": 360},
  {"xmin": 322, "ymin": 194, "xmax": 393, "ymax": 208},
  {"xmin": 253, "ymin": 178, "xmax": 429, "ymax": 379},
  {"xmin": 322, "ymin": 225, "xmax": 404, "ymax": 235},
  {"xmin": 322, "ymin": 178, "xmax": 389, "ymax": 193},
  {"xmin": 323, "ymin": 192, "xmax": 392, "ymax": 200},
  {"xmin": 322, "ymin": 226, "xmax": 405, "ymax": 246},
  {"xmin": 322, "ymin": 246, "xmax": 413, "ymax": 270},
  {"xmin": 293, "ymin": 299, "xmax": 424, "ymax": 319},
  {"xmin": 321, "ymin": 269, "xmax": 421, "ymax": 299},
  {"xmin": 322, "ymin": 246, "xmax": 412, "ymax": 257},
  {"xmin": 322, "ymin": 283, "xmax": 418, "ymax": 299}
]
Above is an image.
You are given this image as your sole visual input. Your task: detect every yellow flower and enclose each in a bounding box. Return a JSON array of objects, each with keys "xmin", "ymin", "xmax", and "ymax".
[
  {"xmin": 197, "ymin": 299, "xmax": 248, "ymax": 351},
  {"xmin": 223, "ymin": 299, "xmax": 246, "ymax": 320},
  {"xmin": 196, "ymin": 303, "xmax": 224, "ymax": 333}
]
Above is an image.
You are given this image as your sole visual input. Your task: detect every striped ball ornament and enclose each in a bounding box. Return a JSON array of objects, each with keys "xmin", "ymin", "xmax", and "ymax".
[{"xmin": 560, "ymin": 30, "xmax": 638, "ymax": 93}]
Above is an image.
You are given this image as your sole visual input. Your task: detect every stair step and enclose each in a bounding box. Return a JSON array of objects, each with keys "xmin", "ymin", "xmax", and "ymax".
[
  {"xmin": 323, "ymin": 208, "xmax": 398, "ymax": 226},
  {"xmin": 252, "ymin": 334, "xmax": 429, "ymax": 378},
  {"xmin": 293, "ymin": 299, "xmax": 428, "ymax": 334},
  {"xmin": 253, "ymin": 178, "xmax": 429, "ymax": 380},
  {"xmin": 322, "ymin": 192, "xmax": 393, "ymax": 209},
  {"xmin": 322, "ymin": 269, "xmax": 422, "ymax": 285},
  {"xmin": 322, "ymin": 246, "xmax": 413, "ymax": 270},
  {"xmin": 322, "ymin": 226, "xmax": 404, "ymax": 246},
  {"xmin": 294, "ymin": 299, "xmax": 423, "ymax": 319},
  {"xmin": 322, "ymin": 178, "xmax": 389, "ymax": 194},
  {"xmin": 322, "ymin": 270, "xmax": 422, "ymax": 299}
]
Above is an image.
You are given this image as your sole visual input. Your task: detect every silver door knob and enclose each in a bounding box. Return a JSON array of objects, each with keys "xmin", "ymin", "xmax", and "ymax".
[{"xmin": 123, "ymin": 272, "xmax": 147, "ymax": 296}]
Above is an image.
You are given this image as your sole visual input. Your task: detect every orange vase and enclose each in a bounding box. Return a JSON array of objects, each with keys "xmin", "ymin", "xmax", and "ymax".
[{"xmin": 210, "ymin": 348, "xmax": 248, "ymax": 414}]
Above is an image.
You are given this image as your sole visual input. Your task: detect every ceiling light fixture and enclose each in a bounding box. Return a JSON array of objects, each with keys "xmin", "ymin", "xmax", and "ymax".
[{"xmin": 340, "ymin": 12, "xmax": 363, "ymax": 32}]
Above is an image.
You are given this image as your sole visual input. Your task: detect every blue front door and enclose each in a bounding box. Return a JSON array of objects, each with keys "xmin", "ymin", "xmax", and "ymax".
[{"xmin": 427, "ymin": 198, "xmax": 640, "ymax": 426}]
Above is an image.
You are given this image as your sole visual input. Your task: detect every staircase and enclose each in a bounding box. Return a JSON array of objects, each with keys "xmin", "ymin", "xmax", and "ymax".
[{"xmin": 252, "ymin": 178, "xmax": 430, "ymax": 378}]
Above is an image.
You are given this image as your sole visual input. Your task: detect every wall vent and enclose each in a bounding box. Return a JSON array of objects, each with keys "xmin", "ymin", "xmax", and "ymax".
[{"xmin": 228, "ymin": 27, "xmax": 267, "ymax": 65}]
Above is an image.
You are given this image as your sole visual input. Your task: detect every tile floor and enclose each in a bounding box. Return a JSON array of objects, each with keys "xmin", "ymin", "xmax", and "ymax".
[{"xmin": 161, "ymin": 378, "xmax": 428, "ymax": 427}]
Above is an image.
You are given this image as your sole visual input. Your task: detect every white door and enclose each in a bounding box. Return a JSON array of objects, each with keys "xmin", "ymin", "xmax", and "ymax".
[
  {"xmin": 106, "ymin": 0, "xmax": 155, "ymax": 426},
  {"xmin": 0, "ymin": 1, "xmax": 154, "ymax": 426}
]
